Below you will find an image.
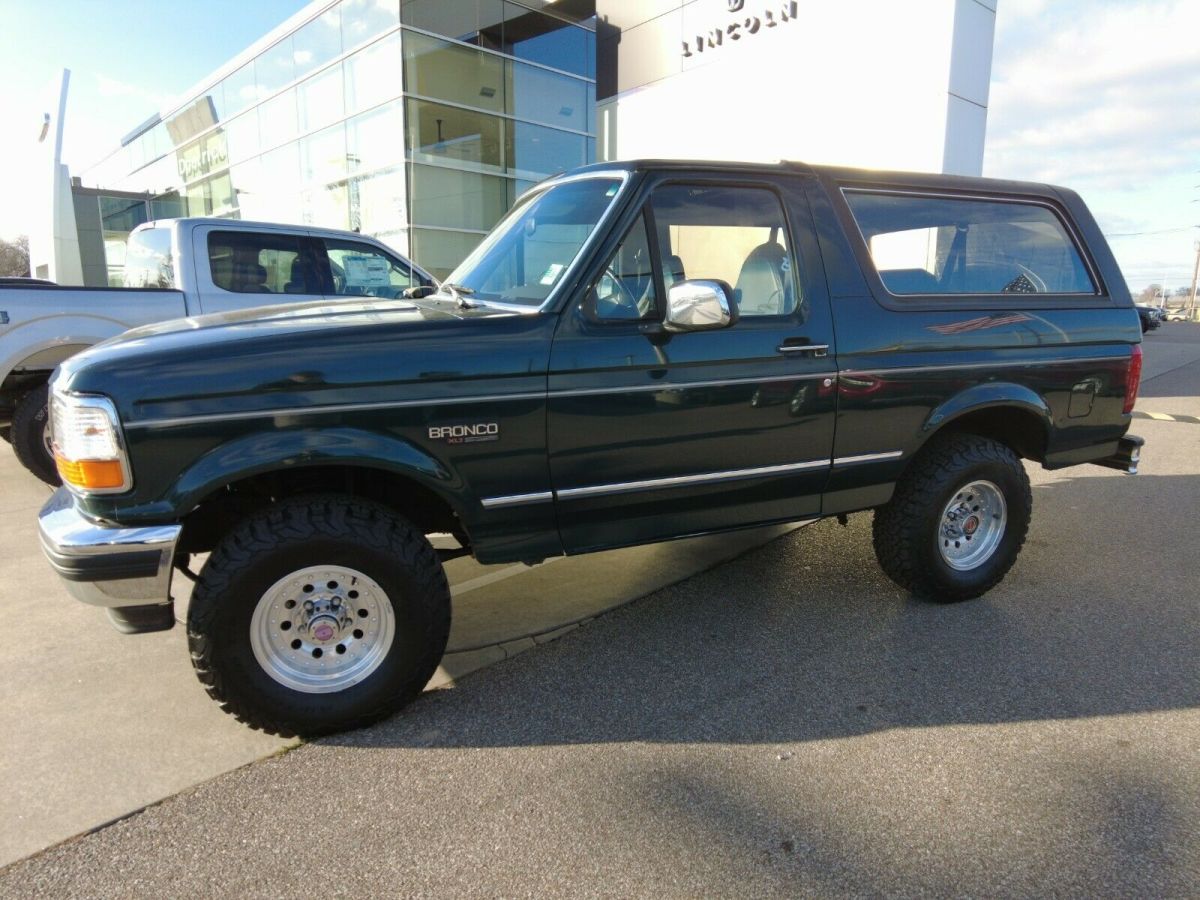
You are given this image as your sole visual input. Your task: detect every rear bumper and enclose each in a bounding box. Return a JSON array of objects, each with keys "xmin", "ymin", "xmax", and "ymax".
[
  {"xmin": 1091, "ymin": 434, "xmax": 1144, "ymax": 475},
  {"xmin": 38, "ymin": 488, "xmax": 181, "ymax": 608}
]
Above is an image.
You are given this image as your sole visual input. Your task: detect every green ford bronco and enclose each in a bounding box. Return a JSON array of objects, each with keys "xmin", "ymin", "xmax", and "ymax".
[{"xmin": 39, "ymin": 160, "xmax": 1144, "ymax": 736}]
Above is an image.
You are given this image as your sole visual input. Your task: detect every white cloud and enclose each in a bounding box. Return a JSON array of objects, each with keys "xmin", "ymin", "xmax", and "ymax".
[{"xmin": 984, "ymin": 0, "xmax": 1200, "ymax": 291}]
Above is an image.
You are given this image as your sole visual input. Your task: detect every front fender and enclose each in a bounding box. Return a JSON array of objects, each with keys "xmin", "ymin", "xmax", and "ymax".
[{"xmin": 164, "ymin": 427, "xmax": 466, "ymax": 518}]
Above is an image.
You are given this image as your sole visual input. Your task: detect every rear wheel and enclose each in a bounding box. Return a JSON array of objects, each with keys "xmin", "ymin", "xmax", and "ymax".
[
  {"xmin": 11, "ymin": 384, "xmax": 60, "ymax": 486},
  {"xmin": 188, "ymin": 495, "xmax": 451, "ymax": 736},
  {"xmin": 872, "ymin": 434, "xmax": 1031, "ymax": 602}
]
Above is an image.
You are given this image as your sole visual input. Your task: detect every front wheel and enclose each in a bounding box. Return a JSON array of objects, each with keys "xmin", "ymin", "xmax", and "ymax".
[
  {"xmin": 11, "ymin": 384, "xmax": 61, "ymax": 486},
  {"xmin": 188, "ymin": 496, "xmax": 451, "ymax": 736},
  {"xmin": 872, "ymin": 434, "xmax": 1031, "ymax": 603}
]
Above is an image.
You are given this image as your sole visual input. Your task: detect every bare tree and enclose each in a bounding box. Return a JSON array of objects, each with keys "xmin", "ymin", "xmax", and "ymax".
[{"xmin": 0, "ymin": 235, "xmax": 30, "ymax": 278}]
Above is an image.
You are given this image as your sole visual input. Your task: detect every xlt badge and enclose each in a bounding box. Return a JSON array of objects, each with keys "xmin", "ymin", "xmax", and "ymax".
[{"xmin": 428, "ymin": 423, "xmax": 500, "ymax": 444}]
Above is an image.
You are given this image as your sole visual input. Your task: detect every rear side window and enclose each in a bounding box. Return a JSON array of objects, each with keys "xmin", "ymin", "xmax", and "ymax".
[
  {"xmin": 208, "ymin": 231, "xmax": 313, "ymax": 295},
  {"xmin": 124, "ymin": 228, "xmax": 175, "ymax": 288},
  {"xmin": 844, "ymin": 191, "xmax": 1097, "ymax": 296}
]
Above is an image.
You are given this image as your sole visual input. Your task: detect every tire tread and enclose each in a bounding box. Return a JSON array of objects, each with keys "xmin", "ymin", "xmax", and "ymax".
[{"xmin": 186, "ymin": 495, "xmax": 450, "ymax": 737}]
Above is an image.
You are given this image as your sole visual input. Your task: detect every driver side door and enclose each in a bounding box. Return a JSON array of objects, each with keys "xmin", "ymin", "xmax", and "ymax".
[{"xmin": 547, "ymin": 174, "xmax": 838, "ymax": 553}]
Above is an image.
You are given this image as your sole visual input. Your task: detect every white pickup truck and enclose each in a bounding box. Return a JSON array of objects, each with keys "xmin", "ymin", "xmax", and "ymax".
[{"xmin": 0, "ymin": 218, "xmax": 434, "ymax": 483}]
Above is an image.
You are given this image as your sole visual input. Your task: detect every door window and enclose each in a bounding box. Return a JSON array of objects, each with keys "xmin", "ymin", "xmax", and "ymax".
[
  {"xmin": 650, "ymin": 184, "xmax": 800, "ymax": 318},
  {"xmin": 321, "ymin": 240, "xmax": 415, "ymax": 299},
  {"xmin": 208, "ymin": 231, "xmax": 311, "ymax": 295},
  {"xmin": 589, "ymin": 211, "xmax": 657, "ymax": 321}
]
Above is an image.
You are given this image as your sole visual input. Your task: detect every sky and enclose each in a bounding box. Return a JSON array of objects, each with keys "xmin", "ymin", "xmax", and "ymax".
[{"xmin": 0, "ymin": 0, "xmax": 1196, "ymax": 294}]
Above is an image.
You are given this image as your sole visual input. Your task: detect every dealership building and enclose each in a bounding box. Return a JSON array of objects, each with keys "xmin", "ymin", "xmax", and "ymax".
[{"xmin": 30, "ymin": 0, "xmax": 996, "ymax": 284}]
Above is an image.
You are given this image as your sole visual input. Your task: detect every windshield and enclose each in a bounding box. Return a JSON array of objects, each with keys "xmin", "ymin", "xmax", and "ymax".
[{"xmin": 440, "ymin": 175, "xmax": 624, "ymax": 308}]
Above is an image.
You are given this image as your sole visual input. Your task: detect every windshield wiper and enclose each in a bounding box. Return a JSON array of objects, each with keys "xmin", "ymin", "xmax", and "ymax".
[{"xmin": 440, "ymin": 282, "xmax": 477, "ymax": 309}]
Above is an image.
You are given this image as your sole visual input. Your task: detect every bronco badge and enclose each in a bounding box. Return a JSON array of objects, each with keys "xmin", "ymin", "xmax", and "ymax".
[{"xmin": 428, "ymin": 422, "xmax": 500, "ymax": 444}]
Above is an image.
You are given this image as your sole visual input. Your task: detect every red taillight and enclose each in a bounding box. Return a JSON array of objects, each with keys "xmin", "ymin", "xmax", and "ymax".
[{"xmin": 1123, "ymin": 344, "xmax": 1142, "ymax": 414}]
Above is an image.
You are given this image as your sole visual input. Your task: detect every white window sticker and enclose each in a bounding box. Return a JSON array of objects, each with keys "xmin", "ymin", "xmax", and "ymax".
[
  {"xmin": 344, "ymin": 255, "xmax": 391, "ymax": 287},
  {"xmin": 540, "ymin": 262, "xmax": 565, "ymax": 285}
]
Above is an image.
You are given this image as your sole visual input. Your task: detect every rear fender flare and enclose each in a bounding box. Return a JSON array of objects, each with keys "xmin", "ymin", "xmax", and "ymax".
[{"xmin": 918, "ymin": 382, "xmax": 1053, "ymax": 453}]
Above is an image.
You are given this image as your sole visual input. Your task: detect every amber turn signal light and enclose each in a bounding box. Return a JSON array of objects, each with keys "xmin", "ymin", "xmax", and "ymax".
[{"xmin": 55, "ymin": 455, "xmax": 127, "ymax": 491}]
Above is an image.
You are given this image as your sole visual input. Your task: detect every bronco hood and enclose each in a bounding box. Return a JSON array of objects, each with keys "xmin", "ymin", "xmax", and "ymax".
[{"xmin": 52, "ymin": 296, "xmax": 550, "ymax": 428}]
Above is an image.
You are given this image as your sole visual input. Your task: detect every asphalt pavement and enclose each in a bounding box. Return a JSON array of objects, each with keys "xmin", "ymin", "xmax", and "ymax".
[{"xmin": 3, "ymin": 325, "xmax": 1198, "ymax": 897}]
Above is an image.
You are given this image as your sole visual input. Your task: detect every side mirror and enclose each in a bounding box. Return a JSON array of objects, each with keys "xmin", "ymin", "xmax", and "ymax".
[
  {"xmin": 403, "ymin": 284, "xmax": 437, "ymax": 299},
  {"xmin": 664, "ymin": 280, "xmax": 738, "ymax": 332}
]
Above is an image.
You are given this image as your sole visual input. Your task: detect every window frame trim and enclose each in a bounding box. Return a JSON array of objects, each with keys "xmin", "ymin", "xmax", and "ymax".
[{"xmin": 839, "ymin": 186, "xmax": 1106, "ymax": 305}]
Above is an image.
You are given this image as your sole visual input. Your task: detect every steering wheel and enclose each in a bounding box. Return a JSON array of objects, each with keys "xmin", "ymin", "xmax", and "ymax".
[{"xmin": 594, "ymin": 267, "xmax": 643, "ymax": 319}]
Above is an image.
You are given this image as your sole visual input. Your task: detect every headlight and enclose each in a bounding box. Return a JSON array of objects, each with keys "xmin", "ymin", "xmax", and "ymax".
[{"xmin": 51, "ymin": 393, "xmax": 132, "ymax": 494}]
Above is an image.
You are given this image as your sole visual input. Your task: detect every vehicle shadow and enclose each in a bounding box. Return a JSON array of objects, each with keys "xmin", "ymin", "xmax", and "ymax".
[{"xmin": 325, "ymin": 470, "xmax": 1199, "ymax": 752}]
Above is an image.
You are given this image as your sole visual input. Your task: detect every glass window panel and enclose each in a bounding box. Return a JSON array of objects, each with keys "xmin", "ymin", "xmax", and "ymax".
[
  {"xmin": 207, "ymin": 230, "xmax": 306, "ymax": 294},
  {"xmin": 150, "ymin": 194, "xmax": 187, "ymax": 220},
  {"xmin": 406, "ymin": 98, "xmax": 505, "ymax": 175},
  {"xmin": 292, "ymin": 7, "xmax": 342, "ymax": 78},
  {"xmin": 349, "ymin": 166, "xmax": 407, "ymax": 234},
  {"xmin": 442, "ymin": 176, "xmax": 621, "ymax": 304},
  {"xmin": 258, "ymin": 87, "xmax": 299, "ymax": 147},
  {"xmin": 205, "ymin": 83, "xmax": 227, "ymax": 123},
  {"xmin": 409, "ymin": 163, "xmax": 508, "ymax": 231},
  {"xmin": 300, "ymin": 123, "xmax": 349, "ymax": 185},
  {"xmin": 323, "ymin": 238, "xmax": 414, "ymax": 297},
  {"xmin": 123, "ymin": 227, "xmax": 174, "ymax": 288},
  {"xmin": 344, "ymin": 30, "xmax": 402, "ymax": 114},
  {"xmin": 228, "ymin": 158, "xmax": 263, "ymax": 213},
  {"xmin": 252, "ymin": 143, "xmax": 305, "ymax": 223},
  {"xmin": 99, "ymin": 196, "xmax": 149, "ymax": 233},
  {"xmin": 297, "ymin": 63, "xmax": 345, "ymax": 133},
  {"xmin": 511, "ymin": 62, "xmax": 587, "ymax": 131},
  {"xmin": 303, "ymin": 182, "xmax": 350, "ymax": 229},
  {"xmin": 223, "ymin": 108, "xmax": 261, "ymax": 165},
  {"xmin": 410, "ymin": 228, "xmax": 485, "ymax": 281},
  {"xmin": 256, "ymin": 36, "xmax": 296, "ymax": 97},
  {"xmin": 208, "ymin": 173, "xmax": 236, "ymax": 216},
  {"xmin": 509, "ymin": 121, "xmax": 585, "ymax": 180},
  {"xmin": 221, "ymin": 63, "xmax": 260, "ymax": 117},
  {"xmin": 502, "ymin": 2, "xmax": 589, "ymax": 77},
  {"xmin": 844, "ymin": 192, "xmax": 1097, "ymax": 295},
  {"xmin": 341, "ymin": 0, "xmax": 400, "ymax": 49},
  {"xmin": 402, "ymin": 31, "xmax": 507, "ymax": 114},
  {"xmin": 131, "ymin": 156, "xmax": 179, "ymax": 196},
  {"xmin": 589, "ymin": 211, "xmax": 657, "ymax": 320},
  {"xmin": 346, "ymin": 100, "xmax": 404, "ymax": 173},
  {"xmin": 651, "ymin": 184, "xmax": 800, "ymax": 317},
  {"xmin": 402, "ymin": 0, "xmax": 506, "ymax": 49}
]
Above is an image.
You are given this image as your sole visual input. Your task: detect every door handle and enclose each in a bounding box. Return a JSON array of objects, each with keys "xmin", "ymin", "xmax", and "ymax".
[{"xmin": 777, "ymin": 339, "xmax": 829, "ymax": 358}]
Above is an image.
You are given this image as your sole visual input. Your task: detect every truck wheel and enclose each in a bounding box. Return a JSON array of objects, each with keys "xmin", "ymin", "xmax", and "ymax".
[
  {"xmin": 872, "ymin": 434, "xmax": 1031, "ymax": 603},
  {"xmin": 11, "ymin": 384, "xmax": 61, "ymax": 486},
  {"xmin": 187, "ymin": 495, "xmax": 451, "ymax": 737}
]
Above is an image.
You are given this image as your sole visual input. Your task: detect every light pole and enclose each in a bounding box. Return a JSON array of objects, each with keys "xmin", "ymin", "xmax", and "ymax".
[{"xmin": 1188, "ymin": 238, "xmax": 1199, "ymax": 318}]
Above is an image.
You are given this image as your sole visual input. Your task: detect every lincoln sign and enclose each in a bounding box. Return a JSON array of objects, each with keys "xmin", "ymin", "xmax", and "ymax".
[{"xmin": 682, "ymin": 0, "xmax": 798, "ymax": 57}]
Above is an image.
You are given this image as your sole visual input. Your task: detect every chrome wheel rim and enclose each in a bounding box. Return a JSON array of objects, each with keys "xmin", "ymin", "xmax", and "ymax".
[
  {"xmin": 250, "ymin": 566, "xmax": 395, "ymax": 694},
  {"xmin": 42, "ymin": 420, "xmax": 53, "ymax": 458},
  {"xmin": 937, "ymin": 480, "xmax": 1007, "ymax": 571}
]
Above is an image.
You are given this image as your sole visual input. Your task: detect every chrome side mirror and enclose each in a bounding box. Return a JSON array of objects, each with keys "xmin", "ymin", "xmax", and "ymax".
[{"xmin": 664, "ymin": 280, "xmax": 737, "ymax": 332}]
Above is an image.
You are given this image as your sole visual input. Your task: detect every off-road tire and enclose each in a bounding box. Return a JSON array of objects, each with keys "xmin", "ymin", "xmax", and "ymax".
[
  {"xmin": 11, "ymin": 384, "xmax": 60, "ymax": 486},
  {"xmin": 872, "ymin": 434, "xmax": 1031, "ymax": 603},
  {"xmin": 187, "ymin": 495, "xmax": 451, "ymax": 737}
]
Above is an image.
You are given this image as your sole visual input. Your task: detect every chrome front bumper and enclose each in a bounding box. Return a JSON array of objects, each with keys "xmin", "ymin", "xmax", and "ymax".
[{"xmin": 38, "ymin": 488, "xmax": 181, "ymax": 609}]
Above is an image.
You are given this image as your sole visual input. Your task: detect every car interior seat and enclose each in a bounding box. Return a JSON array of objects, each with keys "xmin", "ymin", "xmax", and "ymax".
[{"xmin": 735, "ymin": 242, "xmax": 791, "ymax": 315}]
